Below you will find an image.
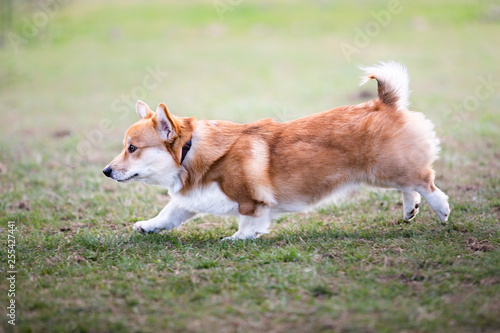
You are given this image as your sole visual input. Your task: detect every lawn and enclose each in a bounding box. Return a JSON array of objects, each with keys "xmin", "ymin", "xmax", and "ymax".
[{"xmin": 0, "ymin": 0, "xmax": 499, "ymax": 332}]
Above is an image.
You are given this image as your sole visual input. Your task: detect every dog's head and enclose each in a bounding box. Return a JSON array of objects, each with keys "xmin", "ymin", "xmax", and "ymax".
[{"xmin": 103, "ymin": 101, "xmax": 191, "ymax": 189}]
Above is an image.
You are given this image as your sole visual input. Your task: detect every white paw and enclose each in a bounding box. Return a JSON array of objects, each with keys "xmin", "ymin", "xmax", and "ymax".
[
  {"xmin": 420, "ymin": 188, "xmax": 450, "ymax": 223},
  {"xmin": 404, "ymin": 203, "xmax": 420, "ymax": 221},
  {"xmin": 221, "ymin": 232, "xmax": 257, "ymax": 241},
  {"xmin": 133, "ymin": 221, "xmax": 158, "ymax": 234},
  {"xmin": 437, "ymin": 206, "xmax": 451, "ymax": 222}
]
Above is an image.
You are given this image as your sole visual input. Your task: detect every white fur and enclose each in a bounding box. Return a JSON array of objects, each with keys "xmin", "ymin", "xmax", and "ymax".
[
  {"xmin": 171, "ymin": 183, "xmax": 239, "ymax": 216},
  {"xmin": 110, "ymin": 146, "xmax": 184, "ymax": 192},
  {"xmin": 360, "ymin": 61, "xmax": 410, "ymax": 111},
  {"xmin": 312, "ymin": 182, "xmax": 360, "ymax": 210},
  {"xmin": 136, "ymin": 100, "xmax": 150, "ymax": 119},
  {"xmin": 137, "ymin": 148, "xmax": 182, "ymax": 190},
  {"xmin": 134, "ymin": 202, "xmax": 196, "ymax": 233},
  {"xmin": 134, "ymin": 182, "xmax": 240, "ymax": 234},
  {"xmin": 402, "ymin": 191, "xmax": 421, "ymax": 221},
  {"xmin": 402, "ymin": 111, "xmax": 441, "ymax": 165},
  {"xmin": 223, "ymin": 206, "xmax": 272, "ymax": 240},
  {"xmin": 417, "ymin": 187, "xmax": 450, "ymax": 222},
  {"xmin": 273, "ymin": 182, "xmax": 359, "ymax": 214}
]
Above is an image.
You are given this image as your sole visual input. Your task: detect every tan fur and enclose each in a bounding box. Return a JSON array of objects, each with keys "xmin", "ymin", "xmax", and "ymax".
[{"xmin": 177, "ymin": 100, "xmax": 435, "ymax": 216}]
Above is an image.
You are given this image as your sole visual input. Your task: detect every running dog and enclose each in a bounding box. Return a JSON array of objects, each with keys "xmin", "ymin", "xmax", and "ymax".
[{"xmin": 103, "ymin": 61, "xmax": 450, "ymax": 240}]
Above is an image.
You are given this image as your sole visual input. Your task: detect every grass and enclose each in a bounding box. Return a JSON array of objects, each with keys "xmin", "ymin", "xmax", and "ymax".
[{"xmin": 1, "ymin": 0, "xmax": 500, "ymax": 332}]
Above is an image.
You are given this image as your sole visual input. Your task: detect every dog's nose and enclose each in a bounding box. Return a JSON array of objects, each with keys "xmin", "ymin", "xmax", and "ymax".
[{"xmin": 102, "ymin": 166, "xmax": 113, "ymax": 177}]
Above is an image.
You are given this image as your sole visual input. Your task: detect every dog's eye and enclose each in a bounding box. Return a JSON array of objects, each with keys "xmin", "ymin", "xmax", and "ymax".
[{"xmin": 128, "ymin": 145, "xmax": 137, "ymax": 153}]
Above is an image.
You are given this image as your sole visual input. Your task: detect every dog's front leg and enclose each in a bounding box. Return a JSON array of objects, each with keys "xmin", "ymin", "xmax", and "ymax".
[
  {"xmin": 223, "ymin": 206, "xmax": 272, "ymax": 241},
  {"xmin": 133, "ymin": 200, "xmax": 196, "ymax": 234}
]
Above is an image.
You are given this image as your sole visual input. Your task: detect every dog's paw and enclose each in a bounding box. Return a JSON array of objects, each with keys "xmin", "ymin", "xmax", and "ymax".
[
  {"xmin": 221, "ymin": 232, "xmax": 257, "ymax": 241},
  {"xmin": 404, "ymin": 204, "xmax": 420, "ymax": 221},
  {"xmin": 437, "ymin": 206, "xmax": 451, "ymax": 223},
  {"xmin": 133, "ymin": 222, "xmax": 147, "ymax": 234},
  {"xmin": 133, "ymin": 221, "xmax": 157, "ymax": 234}
]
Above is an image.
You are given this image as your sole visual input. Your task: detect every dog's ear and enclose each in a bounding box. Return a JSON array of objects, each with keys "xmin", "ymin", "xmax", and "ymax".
[
  {"xmin": 136, "ymin": 100, "xmax": 153, "ymax": 119},
  {"xmin": 154, "ymin": 103, "xmax": 178, "ymax": 142}
]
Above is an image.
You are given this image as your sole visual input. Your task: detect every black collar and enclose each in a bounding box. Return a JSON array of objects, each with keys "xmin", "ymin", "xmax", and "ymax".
[{"xmin": 181, "ymin": 139, "xmax": 192, "ymax": 164}]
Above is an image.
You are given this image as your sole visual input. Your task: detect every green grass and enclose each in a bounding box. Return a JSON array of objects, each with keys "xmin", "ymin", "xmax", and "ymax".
[{"xmin": 1, "ymin": 0, "xmax": 500, "ymax": 332}]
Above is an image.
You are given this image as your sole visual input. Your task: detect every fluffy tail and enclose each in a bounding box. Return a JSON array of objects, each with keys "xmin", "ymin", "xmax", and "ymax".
[{"xmin": 360, "ymin": 61, "xmax": 410, "ymax": 110}]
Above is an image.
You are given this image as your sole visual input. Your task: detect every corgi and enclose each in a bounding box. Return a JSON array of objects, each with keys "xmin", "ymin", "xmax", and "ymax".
[{"xmin": 103, "ymin": 61, "xmax": 450, "ymax": 240}]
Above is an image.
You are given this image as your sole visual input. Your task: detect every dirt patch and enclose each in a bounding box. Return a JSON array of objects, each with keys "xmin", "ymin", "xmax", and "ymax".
[
  {"xmin": 322, "ymin": 251, "xmax": 344, "ymax": 263},
  {"xmin": 467, "ymin": 237, "xmax": 494, "ymax": 252},
  {"xmin": 480, "ymin": 277, "xmax": 500, "ymax": 286},
  {"xmin": 377, "ymin": 275, "xmax": 398, "ymax": 283},
  {"xmin": 400, "ymin": 272, "xmax": 427, "ymax": 284},
  {"xmin": 102, "ymin": 184, "xmax": 116, "ymax": 193},
  {"xmin": 17, "ymin": 200, "xmax": 31, "ymax": 211},
  {"xmin": 455, "ymin": 184, "xmax": 479, "ymax": 192},
  {"xmin": 52, "ymin": 130, "xmax": 71, "ymax": 138},
  {"xmin": 73, "ymin": 253, "xmax": 88, "ymax": 264},
  {"xmin": 494, "ymin": 205, "xmax": 500, "ymax": 219}
]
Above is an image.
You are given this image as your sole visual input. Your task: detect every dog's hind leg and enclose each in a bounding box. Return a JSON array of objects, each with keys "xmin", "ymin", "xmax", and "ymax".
[
  {"xmin": 402, "ymin": 191, "xmax": 421, "ymax": 221},
  {"xmin": 223, "ymin": 206, "xmax": 271, "ymax": 241},
  {"xmin": 395, "ymin": 168, "xmax": 450, "ymax": 223},
  {"xmin": 417, "ymin": 185, "xmax": 450, "ymax": 222},
  {"xmin": 410, "ymin": 169, "xmax": 450, "ymax": 222}
]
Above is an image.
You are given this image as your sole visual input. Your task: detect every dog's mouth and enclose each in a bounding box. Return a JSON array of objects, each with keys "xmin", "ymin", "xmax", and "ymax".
[{"xmin": 117, "ymin": 173, "xmax": 139, "ymax": 183}]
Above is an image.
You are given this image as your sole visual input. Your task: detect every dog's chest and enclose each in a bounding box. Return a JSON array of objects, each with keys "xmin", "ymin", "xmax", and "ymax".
[{"xmin": 172, "ymin": 182, "xmax": 239, "ymax": 215}]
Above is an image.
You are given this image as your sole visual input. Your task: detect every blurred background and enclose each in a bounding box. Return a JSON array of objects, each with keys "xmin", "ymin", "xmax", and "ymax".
[
  {"xmin": 0, "ymin": 0, "xmax": 498, "ymax": 218},
  {"xmin": 1, "ymin": 1, "xmax": 499, "ymax": 331}
]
